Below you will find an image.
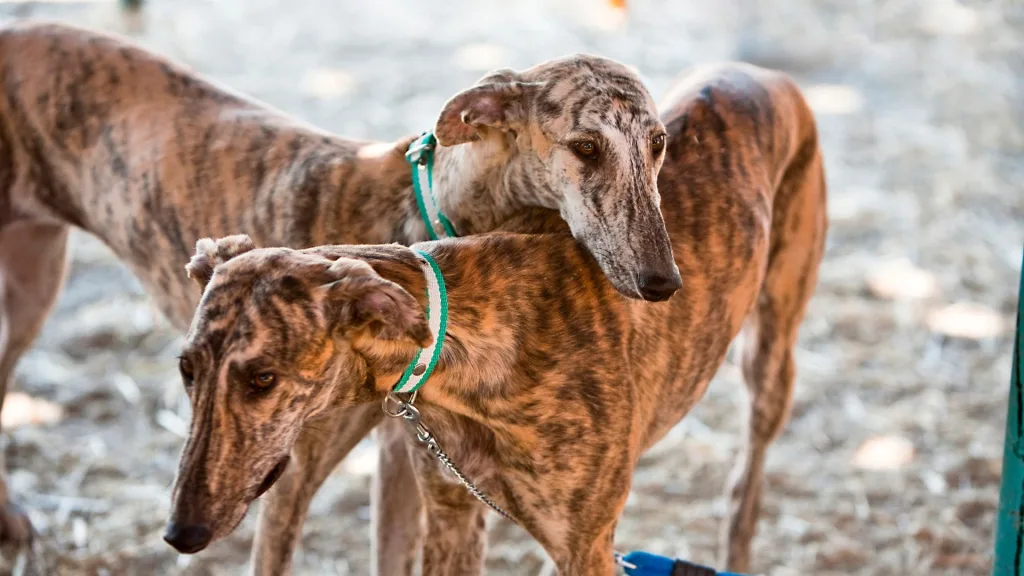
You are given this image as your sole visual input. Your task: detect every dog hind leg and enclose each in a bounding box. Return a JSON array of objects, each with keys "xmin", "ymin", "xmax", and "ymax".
[{"xmin": 721, "ymin": 129, "xmax": 827, "ymax": 573}]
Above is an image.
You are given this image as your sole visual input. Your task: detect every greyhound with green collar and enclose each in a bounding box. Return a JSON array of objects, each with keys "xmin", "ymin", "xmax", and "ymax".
[
  {"xmin": 0, "ymin": 19, "xmax": 678, "ymax": 573},
  {"xmin": 166, "ymin": 62, "xmax": 827, "ymax": 574}
]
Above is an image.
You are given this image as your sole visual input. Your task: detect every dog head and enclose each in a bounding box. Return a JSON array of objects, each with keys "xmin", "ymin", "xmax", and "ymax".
[
  {"xmin": 434, "ymin": 54, "xmax": 680, "ymax": 302},
  {"xmin": 164, "ymin": 235, "xmax": 428, "ymax": 554}
]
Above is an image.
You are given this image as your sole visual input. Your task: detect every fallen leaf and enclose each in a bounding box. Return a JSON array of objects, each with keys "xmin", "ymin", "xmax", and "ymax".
[
  {"xmin": 852, "ymin": 435, "xmax": 915, "ymax": 470},
  {"xmin": 0, "ymin": 392, "xmax": 64, "ymax": 430},
  {"xmin": 866, "ymin": 258, "xmax": 938, "ymax": 300},
  {"xmin": 927, "ymin": 301, "xmax": 1005, "ymax": 340}
]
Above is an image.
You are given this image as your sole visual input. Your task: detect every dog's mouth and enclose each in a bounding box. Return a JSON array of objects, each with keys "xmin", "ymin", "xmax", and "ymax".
[{"xmin": 255, "ymin": 456, "xmax": 290, "ymax": 499}]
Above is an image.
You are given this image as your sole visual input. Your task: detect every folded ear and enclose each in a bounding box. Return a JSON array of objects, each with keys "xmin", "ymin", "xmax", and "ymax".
[
  {"xmin": 322, "ymin": 265, "xmax": 431, "ymax": 347},
  {"xmin": 434, "ymin": 69, "xmax": 543, "ymax": 146},
  {"xmin": 185, "ymin": 235, "xmax": 257, "ymax": 290}
]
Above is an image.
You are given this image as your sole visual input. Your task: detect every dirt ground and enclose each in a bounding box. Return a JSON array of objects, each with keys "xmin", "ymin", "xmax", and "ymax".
[{"xmin": 0, "ymin": 0, "xmax": 1021, "ymax": 574}]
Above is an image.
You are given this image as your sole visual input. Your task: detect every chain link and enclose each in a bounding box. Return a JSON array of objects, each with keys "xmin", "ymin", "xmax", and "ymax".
[{"xmin": 383, "ymin": 392, "xmax": 516, "ymax": 523}]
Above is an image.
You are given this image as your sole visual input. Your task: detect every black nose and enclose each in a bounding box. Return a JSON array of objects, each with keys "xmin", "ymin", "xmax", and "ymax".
[
  {"xmin": 637, "ymin": 270, "xmax": 682, "ymax": 302},
  {"xmin": 163, "ymin": 522, "xmax": 212, "ymax": 554}
]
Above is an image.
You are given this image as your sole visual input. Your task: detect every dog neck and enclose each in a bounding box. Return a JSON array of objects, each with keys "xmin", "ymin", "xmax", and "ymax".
[
  {"xmin": 428, "ymin": 132, "xmax": 558, "ymax": 236},
  {"xmin": 341, "ymin": 133, "xmax": 548, "ymax": 248},
  {"xmin": 348, "ymin": 244, "xmax": 518, "ymax": 419}
]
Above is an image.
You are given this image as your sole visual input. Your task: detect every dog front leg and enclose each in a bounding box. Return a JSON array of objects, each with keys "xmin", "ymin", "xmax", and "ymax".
[
  {"xmin": 406, "ymin": 444, "xmax": 489, "ymax": 576},
  {"xmin": 250, "ymin": 404, "xmax": 383, "ymax": 576},
  {"xmin": 371, "ymin": 418, "xmax": 425, "ymax": 576},
  {"xmin": 548, "ymin": 524, "xmax": 619, "ymax": 576},
  {"xmin": 419, "ymin": 494, "xmax": 488, "ymax": 576}
]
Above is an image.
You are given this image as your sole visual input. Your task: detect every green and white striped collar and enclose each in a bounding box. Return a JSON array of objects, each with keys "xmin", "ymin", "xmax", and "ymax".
[{"xmin": 391, "ymin": 250, "xmax": 448, "ymax": 394}]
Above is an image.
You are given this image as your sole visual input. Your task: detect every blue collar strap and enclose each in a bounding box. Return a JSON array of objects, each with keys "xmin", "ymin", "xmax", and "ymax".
[
  {"xmin": 405, "ymin": 132, "xmax": 458, "ymax": 241},
  {"xmin": 618, "ymin": 551, "xmax": 745, "ymax": 576}
]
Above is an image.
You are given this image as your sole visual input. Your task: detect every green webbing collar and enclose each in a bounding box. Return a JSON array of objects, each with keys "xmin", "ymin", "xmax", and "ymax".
[
  {"xmin": 405, "ymin": 132, "xmax": 458, "ymax": 240},
  {"xmin": 391, "ymin": 250, "xmax": 448, "ymax": 394}
]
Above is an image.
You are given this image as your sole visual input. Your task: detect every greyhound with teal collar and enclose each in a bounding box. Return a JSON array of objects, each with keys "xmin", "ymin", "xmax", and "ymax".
[
  {"xmin": 0, "ymin": 20, "xmax": 679, "ymax": 573},
  {"xmin": 166, "ymin": 62, "xmax": 827, "ymax": 574}
]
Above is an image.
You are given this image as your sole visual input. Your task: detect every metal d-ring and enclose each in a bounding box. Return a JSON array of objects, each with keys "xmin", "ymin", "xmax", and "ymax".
[{"xmin": 382, "ymin": 390, "xmax": 418, "ymax": 419}]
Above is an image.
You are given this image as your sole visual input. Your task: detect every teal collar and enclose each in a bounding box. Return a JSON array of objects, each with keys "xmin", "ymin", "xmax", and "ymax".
[
  {"xmin": 391, "ymin": 250, "xmax": 448, "ymax": 394},
  {"xmin": 405, "ymin": 132, "xmax": 458, "ymax": 240}
]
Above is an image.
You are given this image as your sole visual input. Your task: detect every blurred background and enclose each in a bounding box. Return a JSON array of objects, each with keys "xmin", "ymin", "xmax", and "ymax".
[{"xmin": 0, "ymin": 0, "xmax": 1021, "ymax": 574}]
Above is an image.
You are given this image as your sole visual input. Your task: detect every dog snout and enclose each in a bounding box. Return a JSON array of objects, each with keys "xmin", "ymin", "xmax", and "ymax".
[
  {"xmin": 637, "ymin": 269, "xmax": 682, "ymax": 302},
  {"xmin": 163, "ymin": 521, "xmax": 212, "ymax": 554}
]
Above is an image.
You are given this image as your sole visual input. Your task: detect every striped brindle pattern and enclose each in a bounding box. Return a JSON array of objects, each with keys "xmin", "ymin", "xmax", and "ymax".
[
  {"xmin": 170, "ymin": 237, "xmax": 433, "ymax": 548},
  {"xmin": 169, "ymin": 63, "xmax": 828, "ymax": 575},
  {"xmin": 434, "ymin": 57, "xmax": 681, "ymax": 299},
  {"xmin": 0, "ymin": 20, "xmax": 682, "ymax": 570}
]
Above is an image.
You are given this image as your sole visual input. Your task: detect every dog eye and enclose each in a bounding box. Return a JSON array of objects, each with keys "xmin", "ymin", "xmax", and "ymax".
[
  {"xmin": 572, "ymin": 140, "xmax": 598, "ymax": 160},
  {"xmin": 179, "ymin": 357, "xmax": 195, "ymax": 383},
  {"xmin": 250, "ymin": 372, "xmax": 277, "ymax": 392},
  {"xmin": 651, "ymin": 133, "xmax": 666, "ymax": 154}
]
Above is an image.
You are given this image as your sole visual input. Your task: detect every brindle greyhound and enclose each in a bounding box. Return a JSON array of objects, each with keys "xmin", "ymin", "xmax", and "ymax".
[
  {"xmin": 0, "ymin": 19, "xmax": 679, "ymax": 571},
  {"xmin": 166, "ymin": 63, "xmax": 827, "ymax": 575}
]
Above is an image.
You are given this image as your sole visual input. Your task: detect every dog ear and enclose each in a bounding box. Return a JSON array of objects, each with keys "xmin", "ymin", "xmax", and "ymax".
[
  {"xmin": 321, "ymin": 259, "xmax": 432, "ymax": 347},
  {"xmin": 185, "ymin": 235, "xmax": 257, "ymax": 290},
  {"xmin": 434, "ymin": 69, "xmax": 542, "ymax": 146}
]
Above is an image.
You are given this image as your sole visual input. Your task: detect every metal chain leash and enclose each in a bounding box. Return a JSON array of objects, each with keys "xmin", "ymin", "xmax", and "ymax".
[
  {"xmin": 381, "ymin": 392, "xmax": 716, "ymax": 575},
  {"xmin": 382, "ymin": 392, "xmax": 516, "ymax": 523}
]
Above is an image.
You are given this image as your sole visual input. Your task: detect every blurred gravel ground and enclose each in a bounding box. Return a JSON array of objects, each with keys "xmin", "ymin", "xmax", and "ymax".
[{"xmin": 0, "ymin": 0, "xmax": 1021, "ymax": 574}]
